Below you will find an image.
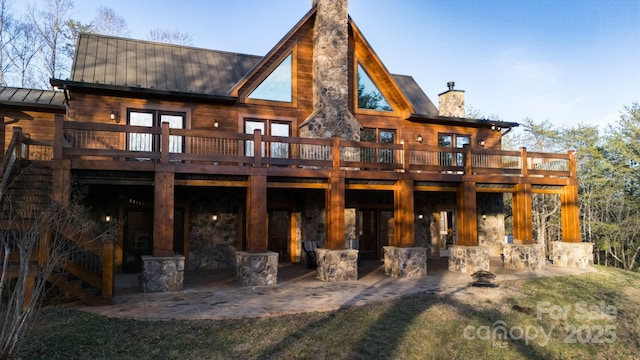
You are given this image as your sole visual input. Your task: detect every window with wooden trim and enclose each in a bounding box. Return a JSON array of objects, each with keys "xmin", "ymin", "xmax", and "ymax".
[
  {"xmin": 247, "ymin": 53, "xmax": 293, "ymax": 103},
  {"xmin": 438, "ymin": 133, "xmax": 470, "ymax": 166},
  {"xmin": 361, "ymin": 128, "xmax": 396, "ymax": 163},
  {"xmin": 357, "ymin": 63, "xmax": 392, "ymax": 112},
  {"xmin": 244, "ymin": 118, "xmax": 291, "ymax": 158},
  {"xmin": 127, "ymin": 109, "xmax": 185, "ymax": 157}
]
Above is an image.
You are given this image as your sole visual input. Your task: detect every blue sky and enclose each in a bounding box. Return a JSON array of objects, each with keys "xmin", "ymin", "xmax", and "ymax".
[{"xmin": 17, "ymin": 0, "xmax": 640, "ymax": 128}]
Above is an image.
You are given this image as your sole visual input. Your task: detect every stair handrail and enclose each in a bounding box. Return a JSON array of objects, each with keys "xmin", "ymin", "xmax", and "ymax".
[{"xmin": 0, "ymin": 128, "xmax": 25, "ymax": 206}]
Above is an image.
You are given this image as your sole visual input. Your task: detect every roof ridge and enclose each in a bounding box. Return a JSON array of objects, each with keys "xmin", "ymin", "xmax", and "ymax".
[{"xmin": 78, "ymin": 32, "xmax": 262, "ymax": 60}]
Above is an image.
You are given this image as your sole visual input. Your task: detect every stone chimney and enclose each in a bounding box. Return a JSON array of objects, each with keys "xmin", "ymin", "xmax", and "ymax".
[
  {"xmin": 299, "ymin": 0, "xmax": 361, "ymax": 140},
  {"xmin": 438, "ymin": 81, "xmax": 465, "ymax": 118}
]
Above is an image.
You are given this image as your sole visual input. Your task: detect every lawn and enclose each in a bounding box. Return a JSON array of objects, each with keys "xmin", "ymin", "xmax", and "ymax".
[{"xmin": 18, "ymin": 266, "xmax": 640, "ymax": 359}]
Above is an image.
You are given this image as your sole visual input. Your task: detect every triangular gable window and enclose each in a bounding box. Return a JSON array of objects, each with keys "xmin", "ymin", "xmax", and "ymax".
[
  {"xmin": 248, "ymin": 53, "xmax": 292, "ymax": 102},
  {"xmin": 357, "ymin": 63, "xmax": 392, "ymax": 111}
]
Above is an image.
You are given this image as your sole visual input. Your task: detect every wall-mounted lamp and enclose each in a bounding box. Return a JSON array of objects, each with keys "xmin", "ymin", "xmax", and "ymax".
[
  {"xmin": 105, "ymin": 215, "xmax": 112, "ymax": 223},
  {"xmin": 213, "ymin": 119, "xmax": 219, "ymax": 128},
  {"xmin": 110, "ymin": 111, "xmax": 118, "ymax": 123},
  {"xmin": 212, "ymin": 214, "xmax": 218, "ymax": 221},
  {"xmin": 478, "ymin": 139, "xmax": 486, "ymax": 147},
  {"xmin": 482, "ymin": 213, "xmax": 487, "ymax": 220},
  {"xmin": 490, "ymin": 124, "xmax": 501, "ymax": 132},
  {"xmin": 417, "ymin": 214, "xmax": 424, "ymax": 220},
  {"xmin": 416, "ymin": 134, "xmax": 423, "ymax": 144}
]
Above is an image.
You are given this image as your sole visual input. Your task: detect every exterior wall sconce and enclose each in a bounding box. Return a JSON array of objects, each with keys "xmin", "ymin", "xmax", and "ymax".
[
  {"xmin": 212, "ymin": 214, "xmax": 218, "ymax": 221},
  {"xmin": 416, "ymin": 134, "xmax": 423, "ymax": 144},
  {"xmin": 490, "ymin": 124, "xmax": 501, "ymax": 131},
  {"xmin": 110, "ymin": 111, "xmax": 118, "ymax": 123},
  {"xmin": 482, "ymin": 213, "xmax": 487, "ymax": 220},
  {"xmin": 105, "ymin": 215, "xmax": 112, "ymax": 223},
  {"xmin": 478, "ymin": 139, "xmax": 486, "ymax": 147},
  {"xmin": 214, "ymin": 119, "xmax": 219, "ymax": 128},
  {"xmin": 417, "ymin": 213, "xmax": 424, "ymax": 220}
]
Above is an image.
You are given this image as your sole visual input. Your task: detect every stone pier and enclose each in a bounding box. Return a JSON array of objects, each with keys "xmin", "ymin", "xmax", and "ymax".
[
  {"xmin": 448, "ymin": 245, "xmax": 490, "ymax": 274},
  {"xmin": 235, "ymin": 251, "xmax": 279, "ymax": 286},
  {"xmin": 141, "ymin": 255, "xmax": 185, "ymax": 293},
  {"xmin": 316, "ymin": 249, "xmax": 358, "ymax": 281},
  {"xmin": 383, "ymin": 246, "xmax": 427, "ymax": 278},
  {"xmin": 502, "ymin": 244, "xmax": 545, "ymax": 271},
  {"xmin": 551, "ymin": 241, "xmax": 593, "ymax": 269}
]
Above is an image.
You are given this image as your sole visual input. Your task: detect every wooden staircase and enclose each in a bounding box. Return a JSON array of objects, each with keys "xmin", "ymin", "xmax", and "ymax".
[{"xmin": 1, "ymin": 129, "xmax": 113, "ymax": 306}]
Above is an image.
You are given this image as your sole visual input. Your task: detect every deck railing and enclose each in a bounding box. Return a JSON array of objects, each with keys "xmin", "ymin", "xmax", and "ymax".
[{"xmin": 54, "ymin": 118, "xmax": 575, "ymax": 179}]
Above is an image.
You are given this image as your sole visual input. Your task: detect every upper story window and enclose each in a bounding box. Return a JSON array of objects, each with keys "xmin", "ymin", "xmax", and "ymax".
[
  {"xmin": 361, "ymin": 128, "xmax": 396, "ymax": 163},
  {"xmin": 357, "ymin": 63, "xmax": 392, "ymax": 112},
  {"xmin": 248, "ymin": 53, "xmax": 292, "ymax": 103},
  {"xmin": 438, "ymin": 133, "xmax": 470, "ymax": 166},
  {"xmin": 128, "ymin": 109, "xmax": 185, "ymax": 156},
  {"xmin": 244, "ymin": 118, "xmax": 291, "ymax": 158}
]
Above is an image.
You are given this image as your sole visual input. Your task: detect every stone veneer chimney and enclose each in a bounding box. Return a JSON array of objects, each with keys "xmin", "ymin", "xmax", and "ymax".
[
  {"xmin": 299, "ymin": 0, "xmax": 361, "ymax": 140},
  {"xmin": 438, "ymin": 81, "xmax": 465, "ymax": 118}
]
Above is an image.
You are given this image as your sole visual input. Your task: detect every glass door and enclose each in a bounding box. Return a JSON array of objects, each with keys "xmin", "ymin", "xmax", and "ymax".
[{"xmin": 437, "ymin": 210, "xmax": 457, "ymax": 257}]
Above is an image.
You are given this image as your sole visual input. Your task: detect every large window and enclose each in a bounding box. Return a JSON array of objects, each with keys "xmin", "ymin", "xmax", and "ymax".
[
  {"xmin": 357, "ymin": 63, "xmax": 392, "ymax": 112},
  {"xmin": 244, "ymin": 118, "xmax": 291, "ymax": 158},
  {"xmin": 247, "ymin": 53, "xmax": 292, "ymax": 103},
  {"xmin": 128, "ymin": 109, "xmax": 185, "ymax": 157},
  {"xmin": 361, "ymin": 128, "xmax": 396, "ymax": 163},
  {"xmin": 438, "ymin": 133, "xmax": 470, "ymax": 166}
]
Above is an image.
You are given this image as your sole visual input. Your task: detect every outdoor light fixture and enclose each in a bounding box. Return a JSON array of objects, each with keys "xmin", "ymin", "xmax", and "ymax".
[
  {"xmin": 105, "ymin": 215, "xmax": 112, "ymax": 223},
  {"xmin": 417, "ymin": 214, "xmax": 424, "ymax": 220},
  {"xmin": 478, "ymin": 139, "xmax": 486, "ymax": 147},
  {"xmin": 214, "ymin": 119, "xmax": 219, "ymax": 128},
  {"xmin": 482, "ymin": 213, "xmax": 487, "ymax": 220},
  {"xmin": 416, "ymin": 134, "xmax": 423, "ymax": 144},
  {"xmin": 110, "ymin": 111, "xmax": 117, "ymax": 123},
  {"xmin": 212, "ymin": 214, "xmax": 218, "ymax": 221}
]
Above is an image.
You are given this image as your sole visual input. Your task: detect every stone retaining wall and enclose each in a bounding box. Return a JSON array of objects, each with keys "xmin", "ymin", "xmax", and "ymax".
[
  {"xmin": 448, "ymin": 245, "xmax": 490, "ymax": 274},
  {"xmin": 141, "ymin": 255, "xmax": 185, "ymax": 293},
  {"xmin": 502, "ymin": 244, "xmax": 545, "ymax": 271},
  {"xmin": 551, "ymin": 241, "xmax": 594, "ymax": 269},
  {"xmin": 235, "ymin": 251, "xmax": 279, "ymax": 286},
  {"xmin": 316, "ymin": 248, "xmax": 358, "ymax": 281},
  {"xmin": 383, "ymin": 246, "xmax": 427, "ymax": 278}
]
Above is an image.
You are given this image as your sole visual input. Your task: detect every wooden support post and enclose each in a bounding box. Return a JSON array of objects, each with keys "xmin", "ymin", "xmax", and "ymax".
[
  {"xmin": 332, "ymin": 136, "xmax": 341, "ymax": 170},
  {"xmin": 247, "ymin": 168, "xmax": 268, "ymax": 253},
  {"xmin": 456, "ymin": 181, "xmax": 478, "ymax": 246},
  {"xmin": 53, "ymin": 115, "xmax": 64, "ymax": 160},
  {"xmin": 101, "ymin": 240, "xmax": 114, "ymax": 299},
  {"xmin": 160, "ymin": 122, "xmax": 170, "ymax": 163},
  {"xmin": 38, "ymin": 229, "xmax": 50, "ymax": 265},
  {"xmin": 512, "ymin": 183, "xmax": 533, "ymax": 244},
  {"xmin": 51, "ymin": 159, "xmax": 71, "ymax": 207},
  {"xmin": 153, "ymin": 163, "xmax": 175, "ymax": 257},
  {"xmin": 561, "ymin": 184, "xmax": 581, "ymax": 242},
  {"xmin": 23, "ymin": 276, "xmax": 35, "ymax": 310},
  {"xmin": 325, "ymin": 171, "xmax": 345, "ymax": 250},
  {"xmin": 394, "ymin": 178, "xmax": 415, "ymax": 247}
]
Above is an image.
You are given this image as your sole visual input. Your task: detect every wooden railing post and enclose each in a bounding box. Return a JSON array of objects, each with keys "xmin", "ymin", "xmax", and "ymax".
[
  {"xmin": 402, "ymin": 140, "xmax": 409, "ymax": 172},
  {"xmin": 101, "ymin": 240, "xmax": 114, "ymax": 300},
  {"xmin": 332, "ymin": 136, "xmax": 340, "ymax": 170},
  {"xmin": 160, "ymin": 122, "xmax": 169, "ymax": 163},
  {"xmin": 520, "ymin": 147, "xmax": 528, "ymax": 177},
  {"xmin": 53, "ymin": 114, "xmax": 64, "ymax": 160},
  {"xmin": 568, "ymin": 150, "xmax": 577, "ymax": 178},
  {"xmin": 12, "ymin": 127, "xmax": 23, "ymax": 161},
  {"xmin": 253, "ymin": 129, "xmax": 262, "ymax": 167},
  {"xmin": 463, "ymin": 144, "xmax": 472, "ymax": 174}
]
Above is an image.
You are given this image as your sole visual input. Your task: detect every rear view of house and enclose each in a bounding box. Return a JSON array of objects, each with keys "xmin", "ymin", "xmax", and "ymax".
[{"xmin": 0, "ymin": 0, "xmax": 592, "ymax": 301}]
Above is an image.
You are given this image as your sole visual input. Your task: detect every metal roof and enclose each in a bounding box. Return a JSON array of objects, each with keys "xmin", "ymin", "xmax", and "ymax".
[
  {"xmin": 0, "ymin": 86, "xmax": 65, "ymax": 109},
  {"xmin": 72, "ymin": 33, "xmax": 261, "ymax": 96},
  {"xmin": 391, "ymin": 74, "xmax": 439, "ymax": 116}
]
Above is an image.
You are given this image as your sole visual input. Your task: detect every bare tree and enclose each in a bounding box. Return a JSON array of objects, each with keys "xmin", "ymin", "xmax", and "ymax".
[
  {"xmin": 147, "ymin": 28, "xmax": 193, "ymax": 45},
  {"xmin": 28, "ymin": 0, "xmax": 74, "ymax": 88},
  {"xmin": 6, "ymin": 21, "xmax": 42, "ymax": 87},
  {"xmin": 92, "ymin": 6, "xmax": 129, "ymax": 36},
  {"xmin": 0, "ymin": 0, "xmax": 16, "ymax": 85}
]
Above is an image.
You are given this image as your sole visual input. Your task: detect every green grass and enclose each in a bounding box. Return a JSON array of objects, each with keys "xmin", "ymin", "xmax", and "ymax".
[{"xmin": 18, "ymin": 266, "xmax": 640, "ymax": 359}]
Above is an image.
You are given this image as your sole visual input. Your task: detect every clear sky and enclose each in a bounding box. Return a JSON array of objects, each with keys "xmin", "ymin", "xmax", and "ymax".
[{"xmin": 17, "ymin": 0, "xmax": 640, "ymax": 128}]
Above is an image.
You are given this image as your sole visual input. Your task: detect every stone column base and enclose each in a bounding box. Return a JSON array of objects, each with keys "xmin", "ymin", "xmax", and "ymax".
[
  {"xmin": 235, "ymin": 251, "xmax": 278, "ymax": 286},
  {"xmin": 551, "ymin": 241, "xmax": 593, "ymax": 268},
  {"xmin": 141, "ymin": 255, "xmax": 185, "ymax": 293},
  {"xmin": 448, "ymin": 245, "xmax": 490, "ymax": 274},
  {"xmin": 502, "ymin": 244, "xmax": 545, "ymax": 271},
  {"xmin": 316, "ymin": 248, "xmax": 358, "ymax": 282},
  {"xmin": 383, "ymin": 246, "xmax": 427, "ymax": 278}
]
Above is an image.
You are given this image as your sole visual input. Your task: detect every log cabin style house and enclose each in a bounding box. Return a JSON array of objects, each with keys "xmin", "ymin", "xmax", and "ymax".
[{"xmin": 1, "ymin": 0, "xmax": 591, "ymax": 302}]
